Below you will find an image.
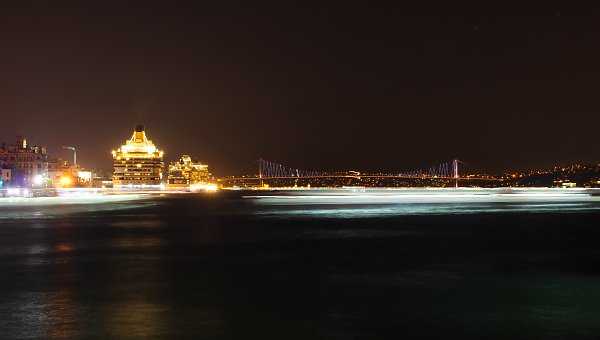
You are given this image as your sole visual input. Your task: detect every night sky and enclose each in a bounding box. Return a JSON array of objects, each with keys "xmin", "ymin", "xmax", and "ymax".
[{"xmin": 1, "ymin": 2, "xmax": 598, "ymax": 175}]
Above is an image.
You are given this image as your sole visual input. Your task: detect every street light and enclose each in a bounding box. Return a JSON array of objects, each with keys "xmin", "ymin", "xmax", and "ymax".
[
  {"xmin": 33, "ymin": 175, "xmax": 43, "ymax": 186},
  {"xmin": 60, "ymin": 176, "xmax": 72, "ymax": 187}
]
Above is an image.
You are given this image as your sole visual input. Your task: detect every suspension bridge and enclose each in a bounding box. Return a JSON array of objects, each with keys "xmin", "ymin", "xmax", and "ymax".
[{"xmin": 220, "ymin": 159, "xmax": 501, "ymax": 187}]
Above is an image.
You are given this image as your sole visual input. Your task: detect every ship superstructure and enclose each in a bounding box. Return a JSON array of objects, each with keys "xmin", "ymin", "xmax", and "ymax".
[
  {"xmin": 112, "ymin": 125, "xmax": 164, "ymax": 189},
  {"xmin": 167, "ymin": 155, "xmax": 213, "ymax": 191}
]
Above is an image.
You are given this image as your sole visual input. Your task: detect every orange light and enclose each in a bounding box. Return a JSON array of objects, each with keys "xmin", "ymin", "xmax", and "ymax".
[{"xmin": 60, "ymin": 176, "xmax": 72, "ymax": 186}]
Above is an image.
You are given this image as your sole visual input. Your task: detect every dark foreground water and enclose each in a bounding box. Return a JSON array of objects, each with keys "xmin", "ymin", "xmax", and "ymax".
[{"xmin": 2, "ymin": 192, "xmax": 600, "ymax": 339}]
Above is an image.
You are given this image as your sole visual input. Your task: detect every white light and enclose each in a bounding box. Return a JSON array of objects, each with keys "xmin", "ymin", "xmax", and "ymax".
[
  {"xmin": 204, "ymin": 184, "xmax": 218, "ymax": 192},
  {"xmin": 33, "ymin": 175, "xmax": 43, "ymax": 185},
  {"xmin": 78, "ymin": 171, "xmax": 92, "ymax": 182},
  {"xmin": 190, "ymin": 183, "xmax": 218, "ymax": 192}
]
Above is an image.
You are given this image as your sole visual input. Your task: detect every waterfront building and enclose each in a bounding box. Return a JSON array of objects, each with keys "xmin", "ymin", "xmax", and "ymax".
[
  {"xmin": 47, "ymin": 157, "xmax": 63, "ymax": 183},
  {"xmin": 89, "ymin": 169, "xmax": 114, "ymax": 188},
  {"xmin": 112, "ymin": 125, "xmax": 164, "ymax": 189},
  {"xmin": 1, "ymin": 168, "xmax": 11, "ymax": 187},
  {"xmin": 0, "ymin": 136, "xmax": 48, "ymax": 187},
  {"xmin": 167, "ymin": 155, "xmax": 212, "ymax": 191},
  {"xmin": 47, "ymin": 157, "xmax": 82, "ymax": 187}
]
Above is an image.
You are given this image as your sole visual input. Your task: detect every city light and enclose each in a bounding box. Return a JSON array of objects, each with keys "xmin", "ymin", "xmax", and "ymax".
[
  {"xmin": 33, "ymin": 175, "xmax": 43, "ymax": 186},
  {"xmin": 60, "ymin": 176, "xmax": 72, "ymax": 186},
  {"xmin": 78, "ymin": 171, "xmax": 92, "ymax": 182},
  {"xmin": 3, "ymin": 128, "xmax": 600, "ymax": 197},
  {"xmin": 189, "ymin": 183, "xmax": 218, "ymax": 192}
]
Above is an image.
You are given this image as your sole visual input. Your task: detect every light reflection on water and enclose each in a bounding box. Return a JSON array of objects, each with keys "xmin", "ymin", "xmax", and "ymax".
[
  {"xmin": 253, "ymin": 202, "xmax": 600, "ymax": 218},
  {"xmin": 0, "ymin": 195, "xmax": 156, "ymax": 220},
  {"xmin": 108, "ymin": 219, "xmax": 165, "ymax": 229},
  {"xmin": 3, "ymin": 292, "xmax": 48, "ymax": 338},
  {"xmin": 248, "ymin": 191, "xmax": 600, "ymax": 218},
  {"xmin": 45, "ymin": 288, "xmax": 81, "ymax": 338},
  {"xmin": 113, "ymin": 237, "xmax": 164, "ymax": 249},
  {"xmin": 0, "ymin": 194, "xmax": 145, "ymax": 206},
  {"xmin": 2, "ymin": 192, "xmax": 600, "ymax": 338},
  {"xmin": 27, "ymin": 245, "xmax": 50, "ymax": 255},
  {"xmin": 4, "ymin": 239, "xmax": 81, "ymax": 338}
]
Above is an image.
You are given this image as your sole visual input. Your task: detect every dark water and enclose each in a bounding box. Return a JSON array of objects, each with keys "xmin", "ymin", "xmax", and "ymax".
[{"xmin": 2, "ymin": 192, "xmax": 600, "ymax": 339}]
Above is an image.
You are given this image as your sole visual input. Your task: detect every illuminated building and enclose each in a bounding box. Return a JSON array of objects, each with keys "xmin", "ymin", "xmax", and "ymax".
[
  {"xmin": 0, "ymin": 136, "xmax": 48, "ymax": 187},
  {"xmin": 167, "ymin": 155, "xmax": 213, "ymax": 191},
  {"xmin": 111, "ymin": 125, "xmax": 164, "ymax": 189},
  {"xmin": 1, "ymin": 168, "xmax": 10, "ymax": 187},
  {"xmin": 47, "ymin": 157, "xmax": 81, "ymax": 187}
]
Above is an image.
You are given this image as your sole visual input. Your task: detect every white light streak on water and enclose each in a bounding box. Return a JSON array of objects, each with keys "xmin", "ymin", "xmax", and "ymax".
[
  {"xmin": 255, "ymin": 203, "xmax": 600, "ymax": 218},
  {"xmin": 0, "ymin": 194, "xmax": 154, "ymax": 220},
  {"xmin": 0, "ymin": 194, "xmax": 146, "ymax": 206},
  {"xmin": 247, "ymin": 188, "xmax": 600, "ymax": 217}
]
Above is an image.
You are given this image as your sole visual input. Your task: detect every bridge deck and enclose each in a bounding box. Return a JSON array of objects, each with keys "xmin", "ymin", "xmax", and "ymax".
[{"xmin": 221, "ymin": 175, "xmax": 501, "ymax": 181}]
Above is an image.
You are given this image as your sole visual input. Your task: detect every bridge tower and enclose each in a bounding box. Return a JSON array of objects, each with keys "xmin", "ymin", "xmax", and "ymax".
[
  {"xmin": 452, "ymin": 159, "xmax": 459, "ymax": 188},
  {"xmin": 258, "ymin": 158, "xmax": 264, "ymax": 187}
]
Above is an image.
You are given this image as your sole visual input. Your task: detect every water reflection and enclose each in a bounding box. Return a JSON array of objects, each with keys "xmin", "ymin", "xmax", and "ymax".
[
  {"xmin": 244, "ymin": 189, "xmax": 600, "ymax": 219},
  {"xmin": 3, "ymin": 193, "xmax": 600, "ymax": 338},
  {"xmin": 0, "ymin": 195, "xmax": 154, "ymax": 220},
  {"xmin": 51, "ymin": 243, "xmax": 74, "ymax": 265},
  {"xmin": 105, "ymin": 301, "xmax": 165, "ymax": 337},
  {"xmin": 252, "ymin": 202, "xmax": 600, "ymax": 218},
  {"xmin": 113, "ymin": 237, "xmax": 164, "ymax": 249},
  {"xmin": 45, "ymin": 288, "xmax": 80, "ymax": 338},
  {"xmin": 108, "ymin": 219, "xmax": 164, "ymax": 229},
  {"xmin": 44, "ymin": 223, "xmax": 80, "ymax": 338}
]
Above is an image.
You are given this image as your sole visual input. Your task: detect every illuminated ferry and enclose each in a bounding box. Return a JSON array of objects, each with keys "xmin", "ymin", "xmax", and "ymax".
[{"xmin": 111, "ymin": 125, "xmax": 164, "ymax": 189}]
